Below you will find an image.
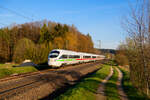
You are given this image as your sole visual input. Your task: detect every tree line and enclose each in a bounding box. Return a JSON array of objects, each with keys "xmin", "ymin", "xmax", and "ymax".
[
  {"xmin": 0, "ymin": 20, "xmax": 98, "ymax": 64},
  {"xmin": 115, "ymin": 0, "xmax": 150, "ymax": 97}
]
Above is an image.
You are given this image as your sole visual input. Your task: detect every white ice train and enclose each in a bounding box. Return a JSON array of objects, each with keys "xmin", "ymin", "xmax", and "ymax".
[{"xmin": 48, "ymin": 49, "xmax": 105, "ymax": 67}]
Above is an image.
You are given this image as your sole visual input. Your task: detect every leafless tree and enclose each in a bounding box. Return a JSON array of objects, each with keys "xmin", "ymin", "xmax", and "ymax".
[{"xmin": 122, "ymin": 0, "xmax": 150, "ymax": 96}]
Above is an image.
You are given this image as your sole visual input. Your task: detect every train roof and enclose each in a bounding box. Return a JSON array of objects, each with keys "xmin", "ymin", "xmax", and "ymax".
[
  {"xmin": 51, "ymin": 49, "xmax": 104, "ymax": 56},
  {"xmin": 52, "ymin": 49, "xmax": 77, "ymax": 54}
]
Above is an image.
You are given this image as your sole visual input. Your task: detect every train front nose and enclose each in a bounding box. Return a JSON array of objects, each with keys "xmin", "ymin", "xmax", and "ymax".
[
  {"xmin": 48, "ymin": 50, "xmax": 60, "ymax": 67},
  {"xmin": 48, "ymin": 58, "xmax": 57, "ymax": 66},
  {"xmin": 48, "ymin": 58, "xmax": 53, "ymax": 65}
]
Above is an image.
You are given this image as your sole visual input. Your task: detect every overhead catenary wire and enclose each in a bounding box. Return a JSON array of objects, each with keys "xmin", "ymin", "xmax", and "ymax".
[
  {"xmin": 0, "ymin": 22, "xmax": 6, "ymax": 26},
  {"xmin": 0, "ymin": 5, "xmax": 33, "ymax": 21},
  {"xmin": 0, "ymin": 23, "xmax": 8, "ymax": 28}
]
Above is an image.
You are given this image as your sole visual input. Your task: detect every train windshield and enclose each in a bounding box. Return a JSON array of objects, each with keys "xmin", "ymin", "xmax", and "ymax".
[{"xmin": 49, "ymin": 51, "xmax": 60, "ymax": 58}]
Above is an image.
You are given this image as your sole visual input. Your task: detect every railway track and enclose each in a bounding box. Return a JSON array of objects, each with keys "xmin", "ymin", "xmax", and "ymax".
[
  {"xmin": 0, "ymin": 62, "xmax": 87, "ymax": 82},
  {"xmin": 0, "ymin": 61, "xmax": 102, "ymax": 100},
  {"xmin": 0, "ymin": 60, "xmax": 104, "ymax": 83},
  {"xmin": 0, "ymin": 68, "xmax": 55, "ymax": 82}
]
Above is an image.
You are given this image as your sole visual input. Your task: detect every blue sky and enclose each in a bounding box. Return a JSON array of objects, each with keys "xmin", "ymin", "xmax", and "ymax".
[{"xmin": 0, "ymin": 0, "xmax": 135, "ymax": 49}]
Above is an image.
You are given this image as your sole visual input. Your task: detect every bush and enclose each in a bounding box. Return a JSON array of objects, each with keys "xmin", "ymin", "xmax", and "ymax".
[
  {"xmin": 13, "ymin": 38, "xmax": 51, "ymax": 64},
  {"xmin": 115, "ymin": 54, "xmax": 128, "ymax": 66},
  {"xmin": 32, "ymin": 44, "xmax": 50, "ymax": 64},
  {"xmin": 13, "ymin": 38, "xmax": 35, "ymax": 63}
]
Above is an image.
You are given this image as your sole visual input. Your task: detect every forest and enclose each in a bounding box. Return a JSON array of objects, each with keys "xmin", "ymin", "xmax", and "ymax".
[{"xmin": 0, "ymin": 20, "xmax": 98, "ymax": 64}]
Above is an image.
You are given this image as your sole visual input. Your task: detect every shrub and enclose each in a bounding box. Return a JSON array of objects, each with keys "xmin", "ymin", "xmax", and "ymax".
[
  {"xmin": 13, "ymin": 38, "xmax": 35, "ymax": 63},
  {"xmin": 115, "ymin": 53, "xmax": 128, "ymax": 66},
  {"xmin": 13, "ymin": 38, "xmax": 51, "ymax": 64}
]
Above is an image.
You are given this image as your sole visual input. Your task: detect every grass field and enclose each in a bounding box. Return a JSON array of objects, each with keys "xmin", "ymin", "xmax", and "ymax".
[
  {"xmin": 0, "ymin": 63, "xmax": 17, "ymax": 68},
  {"xmin": 55, "ymin": 64, "xmax": 111, "ymax": 100},
  {"xmin": 0, "ymin": 63, "xmax": 38, "ymax": 78},
  {"xmin": 105, "ymin": 67, "xmax": 120, "ymax": 100},
  {"xmin": 119, "ymin": 67, "xmax": 150, "ymax": 100}
]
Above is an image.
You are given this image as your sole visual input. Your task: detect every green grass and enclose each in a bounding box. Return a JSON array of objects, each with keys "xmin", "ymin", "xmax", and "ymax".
[
  {"xmin": 105, "ymin": 60, "xmax": 118, "ymax": 66},
  {"xmin": 55, "ymin": 64, "xmax": 111, "ymax": 100},
  {"xmin": 105, "ymin": 67, "xmax": 120, "ymax": 100},
  {"xmin": 119, "ymin": 67, "xmax": 150, "ymax": 100},
  {"xmin": 0, "ymin": 66, "xmax": 38, "ymax": 78},
  {"xmin": 0, "ymin": 63, "xmax": 17, "ymax": 68}
]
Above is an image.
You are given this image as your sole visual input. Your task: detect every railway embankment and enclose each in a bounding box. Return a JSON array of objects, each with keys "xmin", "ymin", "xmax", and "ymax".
[
  {"xmin": 0, "ymin": 62, "xmax": 101, "ymax": 100},
  {"xmin": 54, "ymin": 64, "xmax": 111, "ymax": 100},
  {"xmin": 53, "ymin": 62, "xmax": 129, "ymax": 100}
]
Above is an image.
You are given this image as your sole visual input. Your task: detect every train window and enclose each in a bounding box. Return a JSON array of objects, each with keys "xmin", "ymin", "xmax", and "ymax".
[
  {"xmin": 83, "ymin": 56, "xmax": 91, "ymax": 58},
  {"xmin": 92, "ymin": 56, "xmax": 96, "ymax": 58},
  {"xmin": 59, "ymin": 55, "xmax": 68, "ymax": 59},
  {"xmin": 74, "ymin": 55, "xmax": 80, "ymax": 58},
  {"xmin": 69, "ymin": 55, "xmax": 80, "ymax": 58},
  {"xmin": 49, "ymin": 51, "xmax": 60, "ymax": 58},
  {"xmin": 69, "ymin": 55, "xmax": 74, "ymax": 58}
]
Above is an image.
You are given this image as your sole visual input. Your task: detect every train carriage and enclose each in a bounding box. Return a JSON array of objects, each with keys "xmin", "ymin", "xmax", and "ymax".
[{"xmin": 48, "ymin": 49, "xmax": 105, "ymax": 67}]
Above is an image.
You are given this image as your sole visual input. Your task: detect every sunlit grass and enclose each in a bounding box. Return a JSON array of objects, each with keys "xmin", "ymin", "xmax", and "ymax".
[
  {"xmin": 0, "ymin": 63, "xmax": 17, "ymax": 68},
  {"xmin": 55, "ymin": 64, "xmax": 111, "ymax": 100},
  {"xmin": 0, "ymin": 66, "xmax": 38, "ymax": 78}
]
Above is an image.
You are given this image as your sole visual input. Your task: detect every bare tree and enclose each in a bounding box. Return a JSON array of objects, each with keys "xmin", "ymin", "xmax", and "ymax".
[{"xmin": 122, "ymin": 0, "xmax": 150, "ymax": 96}]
